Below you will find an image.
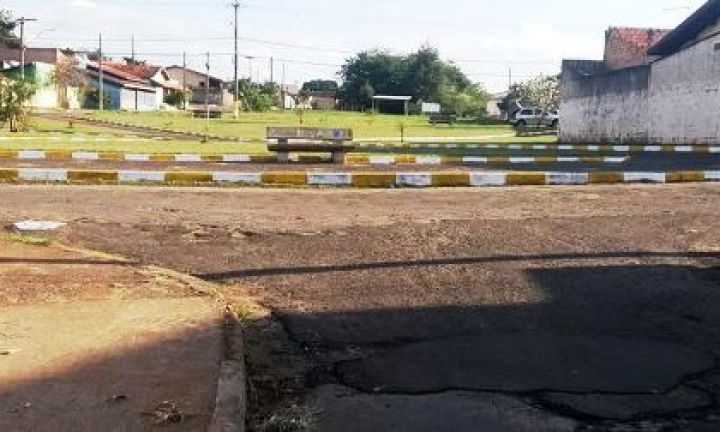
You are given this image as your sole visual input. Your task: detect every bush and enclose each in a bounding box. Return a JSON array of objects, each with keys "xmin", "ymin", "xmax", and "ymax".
[{"xmin": 164, "ymin": 89, "xmax": 190, "ymax": 109}]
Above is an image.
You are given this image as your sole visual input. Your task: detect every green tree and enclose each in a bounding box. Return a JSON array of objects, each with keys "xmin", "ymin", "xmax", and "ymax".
[
  {"xmin": 513, "ymin": 75, "xmax": 560, "ymax": 126},
  {"xmin": 0, "ymin": 10, "xmax": 19, "ymax": 47},
  {"xmin": 233, "ymin": 79, "xmax": 279, "ymax": 112},
  {"xmin": 339, "ymin": 46, "xmax": 489, "ymax": 115},
  {"xmin": 164, "ymin": 89, "xmax": 191, "ymax": 109},
  {"xmin": 0, "ymin": 76, "xmax": 36, "ymax": 131},
  {"xmin": 301, "ymin": 80, "xmax": 338, "ymax": 93}
]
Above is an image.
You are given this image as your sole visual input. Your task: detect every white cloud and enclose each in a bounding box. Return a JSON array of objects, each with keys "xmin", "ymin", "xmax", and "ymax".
[{"xmin": 70, "ymin": 0, "xmax": 96, "ymax": 8}]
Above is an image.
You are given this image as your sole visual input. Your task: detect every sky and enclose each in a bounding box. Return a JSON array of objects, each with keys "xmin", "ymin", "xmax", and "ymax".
[{"xmin": 1, "ymin": 0, "xmax": 708, "ymax": 92}]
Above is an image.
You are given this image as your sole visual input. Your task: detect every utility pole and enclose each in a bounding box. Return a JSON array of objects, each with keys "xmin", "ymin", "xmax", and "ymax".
[
  {"xmin": 281, "ymin": 62, "xmax": 286, "ymax": 109},
  {"xmin": 182, "ymin": 51, "xmax": 187, "ymax": 110},
  {"xmin": 16, "ymin": 17, "xmax": 38, "ymax": 81},
  {"xmin": 270, "ymin": 57, "xmax": 274, "ymax": 85},
  {"xmin": 99, "ymin": 33, "xmax": 104, "ymax": 111},
  {"xmin": 233, "ymin": 0, "xmax": 240, "ymax": 119},
  {"xmin": 508, "ymin": 66, "xmax": 512, "ymax": 90},
  {"xmin": 205, "ymin": 52, "xmax": 210, "ymax": 142},
  {"xmin": 131, "ymin": 34, "xmax": 135, "ymax": 62}
]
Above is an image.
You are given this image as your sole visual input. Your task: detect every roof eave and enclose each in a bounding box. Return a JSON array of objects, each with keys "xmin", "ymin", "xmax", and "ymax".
[{"xmin": 648, "ymin": 0, "xmax": 720, "ymax": 56}]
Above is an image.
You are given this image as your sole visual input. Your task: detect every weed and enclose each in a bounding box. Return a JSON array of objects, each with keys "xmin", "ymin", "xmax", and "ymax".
[
  {"xmin": 255, "ymin": 403, "xmax": 316, "ymax": 432},
  {"xmin": 10, "ymin": 233, "xmax": 53, "ymax": 246}
]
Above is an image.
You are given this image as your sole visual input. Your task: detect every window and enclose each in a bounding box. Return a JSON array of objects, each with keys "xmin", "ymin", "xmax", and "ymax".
[{"xmin": 520, "ymin": 109, "xmax": 533, "ymax": 116}]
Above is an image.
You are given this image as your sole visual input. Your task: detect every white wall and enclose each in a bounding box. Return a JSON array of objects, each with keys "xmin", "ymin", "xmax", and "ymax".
[
  {"xmin": 31, "ymin": 86, "xmax": 59, "ymax": 109},
  {"xmin": 649, "ymin": 33, "xmax": 720, "ymax": 144},
  {"xmin": 561, "ymin": 89, "xmax": 648, "ymax": 143},
  {"xmin": 560, "ymin": 64, "xmax": 651, "ymax": 143},
  {"xmin": 561, "ymin": 32, "xmax": 720, "ymax": 144}
]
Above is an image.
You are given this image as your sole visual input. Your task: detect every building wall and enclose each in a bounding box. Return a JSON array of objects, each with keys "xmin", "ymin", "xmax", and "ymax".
[
  {"xmin": 119, "ymin": 88, "xmax": 160, "ymax": 111},
  {"xmin": 604, "ymin": 28, "xmax": 669, "ymax": 70},
  {"xmin": 560, "ymin": 64, "xmax": 650, "ymax": 143},
  {"xmin": 648, "ymin": 32, "xmax": 720, "ymax": 144},
  {"xmin": 561, "ymin": 31, "xmax": 720, "ymax": 144},
  {"xmin": 0, "ymin": 46, "xmax": 62, "ymax": 65}
]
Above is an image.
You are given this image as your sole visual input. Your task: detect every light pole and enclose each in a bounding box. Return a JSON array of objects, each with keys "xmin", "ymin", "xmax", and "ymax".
[
  {"xmin": 233, "ymin": 0, "xmax": 240, "ymax": 119},
  {"xmin": 15, "ymin": 17, "xmax": 38, "ymax": 81}
]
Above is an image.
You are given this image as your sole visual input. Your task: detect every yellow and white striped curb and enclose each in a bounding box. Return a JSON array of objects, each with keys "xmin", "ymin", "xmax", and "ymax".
[
  {"xmin": 0, "ymin": 150, "xmax": 628, "ymax": 165},
  {"xmin": 0, "ymin": 168, "xmax": 719, "ymax": 188},
  {"xmin": 357, "ymin": 143, "xmax": 720, "ymax": 153}
]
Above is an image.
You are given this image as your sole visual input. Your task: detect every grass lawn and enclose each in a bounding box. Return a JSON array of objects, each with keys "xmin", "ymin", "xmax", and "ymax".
[
  {"xmin": 0, "ymin": 111, "xmax": 556, "ymax": 154},
  {"xmin": 83, "ymin": 110, "xmax": 524, "ymax": 141}
]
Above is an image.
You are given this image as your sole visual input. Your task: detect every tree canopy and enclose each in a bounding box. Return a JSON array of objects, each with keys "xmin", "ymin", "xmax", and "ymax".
[
  {"xmin": 338, "ymin": 46, "xmax": 489, "ymax": 116},
  {"xmin": 0, "ymin": 10, "xmax": 18, "ymax": 47},
  {"xmin": 301, "ymin": 79, "xmax": 338, "ymax": 93}
]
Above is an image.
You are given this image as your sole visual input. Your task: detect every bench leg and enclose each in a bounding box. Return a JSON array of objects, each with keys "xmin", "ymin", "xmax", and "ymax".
[
  {"xmin": 277, "ymin": 151, "xmax": 290, "ymax": 163},
  {"xmin": 332, "ymin": 151, "xmax": 346, "ymax": 164}
]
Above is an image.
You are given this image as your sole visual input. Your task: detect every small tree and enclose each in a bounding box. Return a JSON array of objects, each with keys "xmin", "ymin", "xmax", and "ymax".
[
  {"xmin": 84, "ymin": 88, "xmax": 110, "ymax": 109},
  {"xmin": 53, "ymin": 56, "xmax": 87, "ymax": 109},
  {"xmin": 0, "ymin": 76, "xmax": 37, "ymax": 132},
  {"xmin": 514, "ymin": 75, "xmax": 560, "ymax": 127},
  {"xmin": 164, "ymin": 89, "xmax": 191, "ymax": 109}
]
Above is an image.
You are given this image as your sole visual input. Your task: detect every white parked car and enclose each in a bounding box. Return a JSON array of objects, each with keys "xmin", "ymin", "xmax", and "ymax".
[{"xmin": 511, "ymin": 108, "xmax": 559, "ymax": 128}]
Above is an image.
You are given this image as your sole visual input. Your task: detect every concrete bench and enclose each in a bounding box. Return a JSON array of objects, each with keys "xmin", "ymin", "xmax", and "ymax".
[
  {"xmin": 429, "ymin": 114, "xmax": 457, "ymax": 125},
  {"xmin": 191, "ymin": 108, "xmax": 223, "ymax": 119},
  {"xmin": 267, "ymin": 127, "xmax": 354, "ymax": 164}
]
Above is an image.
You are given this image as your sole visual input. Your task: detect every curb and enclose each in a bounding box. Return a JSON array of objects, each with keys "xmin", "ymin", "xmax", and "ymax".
[
  {"xmin": 356, "ymin": 143, "xmax": 720, "ymax": 153},
  {"xmin": 0, "ymin": 150, "xmax": 630, "ymax": 166},
  {"xmin": 208, "ymin": 310, "xmax": 246, "ymax": 432},
  {"xmin": 1, "ymin": 168, "xmax": 718, "ymax": 188}
]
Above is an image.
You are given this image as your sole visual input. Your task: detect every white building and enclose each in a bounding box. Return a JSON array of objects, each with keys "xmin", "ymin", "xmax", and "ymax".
[{"xmin": 560, "ymin": 0, "xmax": 720, "ymax": 144}]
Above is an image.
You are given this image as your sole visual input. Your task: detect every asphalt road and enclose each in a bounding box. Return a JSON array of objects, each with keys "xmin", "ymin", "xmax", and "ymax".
[{"xmin": 3, "ymin": 184, "xmax": 720, "ymax": 431}]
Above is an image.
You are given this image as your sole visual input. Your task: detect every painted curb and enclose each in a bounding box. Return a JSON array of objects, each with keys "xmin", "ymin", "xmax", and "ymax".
[
  {"xmin": 208, "ymin": 311, "xmax": 246, "ymax": 432},
  {"xmin": 357, "ymin": 143, "xmax": 720, "ymax": 154},
  {"xmin": 1, "ymin": 168, "xmax": 719, "ymax": 188},
  {"xmin": 0, "ymin": 150, "xmax": 630, "ymax": 166}
]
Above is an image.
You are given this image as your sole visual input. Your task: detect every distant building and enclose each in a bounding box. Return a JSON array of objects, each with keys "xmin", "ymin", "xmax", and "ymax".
[
  {"xmin": 2, "ymin": 62, "xmax": 81, "ymax": 109},
  {"xmin": 0, "ymin": 44, "xmax": 72, "ymax": 67},
  {"xmin": 84, "ymin": 62, "xmax": 160, "ymax": 111},
  {"xmin": 308, "ymin": 91, "xmax": 337, "ymax": 110},
  {"xmin": 105, "ymin": 62, "xmax": 184, "ymax": 108},
  {"xmin": 603, "ymin": 27, "xmax": 671, "ymax": 70},
  {"xmin": 486, "ymin": 91, "xmax": 509, "ymax": 119},
  {"xmin": 280, "ymin": 84, "xmax": 300, "ymax": 109},
  {"xmin": 560, "ymin": 0, "xmax": 720, "ymax": 144},
  {"xmin": 164, "ymin": 66, "xmax": 233, "ymax": 109}
]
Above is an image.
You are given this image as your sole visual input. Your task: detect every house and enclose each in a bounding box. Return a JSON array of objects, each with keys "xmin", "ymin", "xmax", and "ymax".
[
  {"xmin": 486, "ymin": 91, "xmax": 509, "ymax": 119},
  {"xmin": 84, "ymin": 62, "xmax": 160, "ymax": 111},
  {"xmin": 0, "ymin": 44, "xmax": 71, "ymax": 67},
  {"xmin": 2, "ymin": 62, "xmax": 80, "ymax": 109},
  {"xmin": 308, "ymin": 90, "xmax": 337, "ymax": 110},
  {"xmin": 560, "ymin": 0, "xmax": 720, "ymax": 144},
  {"xmin": 0, "ymin": 45, "xmax": 85, "ymax": 109},
  {"xmin": 164, "ymin": 66, "xmax": 232, "ymax": 109},
  {"xmin": 279, "ymin": 84, "xmax": 300, "ymax": 109},
  {"xmin": 104, "ymin": 62, "xmax": 184, "ymax": 108}
]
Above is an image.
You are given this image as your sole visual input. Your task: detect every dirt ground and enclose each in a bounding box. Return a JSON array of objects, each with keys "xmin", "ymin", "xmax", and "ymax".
[
  {"xmin": 0, "ymin": 236, "xmax": 225, "ymax": 432},
  {"xmin": 3, "ymin": 184, "xmax": 720, "ymax": 431}
]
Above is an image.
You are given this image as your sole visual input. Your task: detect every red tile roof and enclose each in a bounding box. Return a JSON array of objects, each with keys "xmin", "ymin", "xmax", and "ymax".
[
  {"xmin": 104, "ymin": 62, "xmax": 161, "ymax": 80},
  {"xmin": 604, "ymin": 27, "xmax": 671, "ymax": 70}
]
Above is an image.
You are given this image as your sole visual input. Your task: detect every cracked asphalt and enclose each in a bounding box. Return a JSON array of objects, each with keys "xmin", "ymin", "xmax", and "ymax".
[{"xmin": 2, "ymin": 184, "xmax": 720, "ymax": 431}]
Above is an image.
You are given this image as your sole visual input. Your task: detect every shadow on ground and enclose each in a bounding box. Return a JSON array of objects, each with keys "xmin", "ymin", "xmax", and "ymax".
[
  {"xmin": 215, "ymin": 258, "xmax": 720, "ymax": 431},
  {"xmin": 0, "ymin": 300, "xmax": 224, "ymax": 432}
]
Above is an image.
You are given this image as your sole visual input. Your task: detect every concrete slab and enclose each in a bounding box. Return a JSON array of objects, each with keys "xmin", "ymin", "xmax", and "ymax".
[
  {"xmin": 0, "ymin": 298, "xmax": 224, "ymax": 431},
  {"xmin": 338, "ymin": 333, "xmax": 714, "ymax": 394},
  {"xmin": 311, "ymin": 385, "xmax": 577, "ymax": 432}
]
